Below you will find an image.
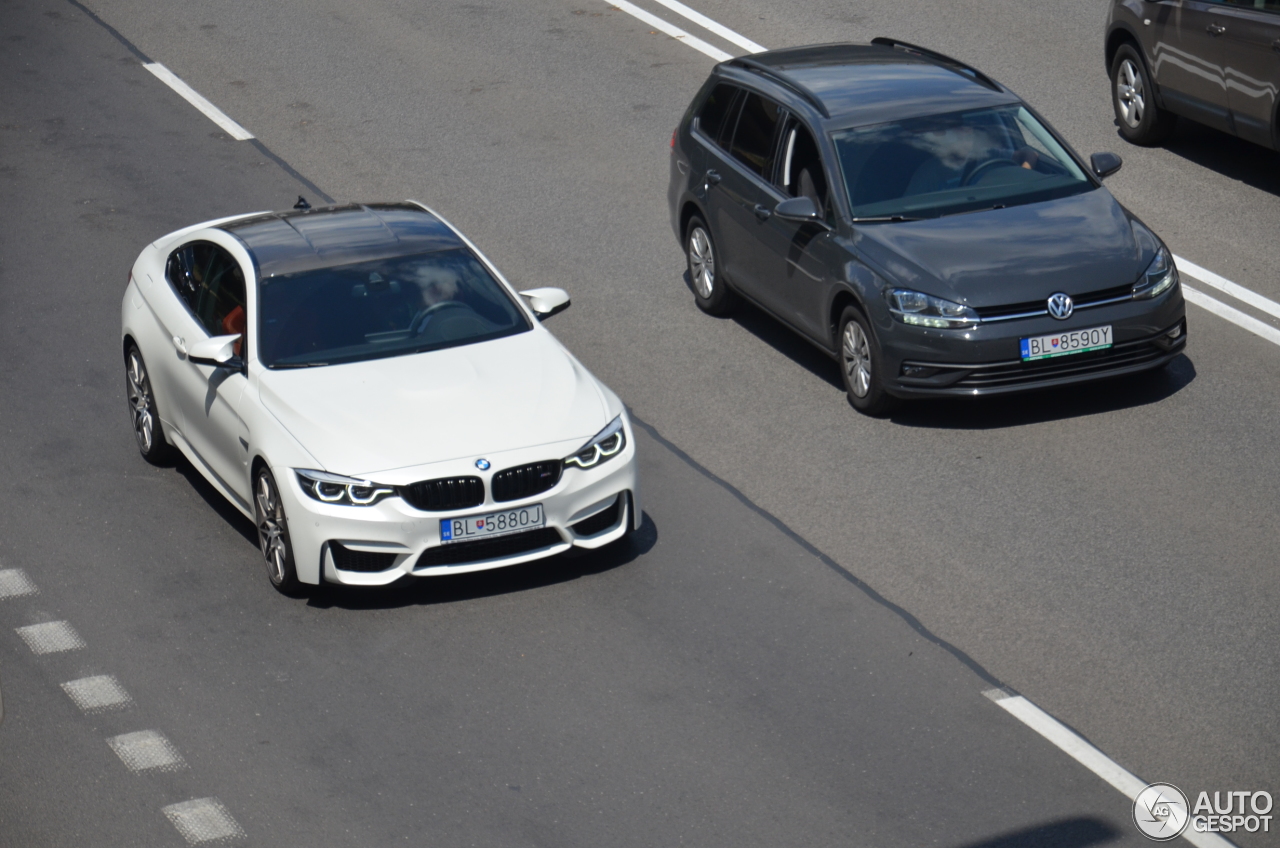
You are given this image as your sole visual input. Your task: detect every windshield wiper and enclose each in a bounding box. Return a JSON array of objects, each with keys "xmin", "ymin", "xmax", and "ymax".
[
  {"xmin": 849, "ymin": 214, "xmax": 924, "ymax": 223},
  {"xmin": 272, "ymin": 361, "xmax": 328, "ymax": 369}
]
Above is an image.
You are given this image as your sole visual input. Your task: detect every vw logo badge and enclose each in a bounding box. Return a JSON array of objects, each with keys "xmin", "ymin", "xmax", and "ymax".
[
  {"xmin": 475, "ymin": 458, "xmax": 491, "ymax": 471},
  {"xmin": 1047, "ymin": 292, "xmax": 1074, "ymax": 320}
]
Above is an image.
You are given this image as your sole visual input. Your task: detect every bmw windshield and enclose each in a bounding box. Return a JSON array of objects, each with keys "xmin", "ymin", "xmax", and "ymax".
[
  {"xmin": 258, "ymin": 248, "xmax": 530, "ymax": 368},
  {"xmin": 833, "ymin": 104, "xmax": 1093, "ymax": 221}
]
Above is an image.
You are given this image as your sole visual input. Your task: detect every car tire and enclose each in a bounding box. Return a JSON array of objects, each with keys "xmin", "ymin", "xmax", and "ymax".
[
  {"xmin": 254, "ymin": 466, "xmax": 304, "ymax": 596},
  {"xmin": 1111, "ymin": 45, "xmax": 1176, "ymax": 146},
  {"xmin": 686, "ymin": 216, "xmax": 735, "ymax": 316},
  {"xmin": 124, "ymin": 344, "xmax": 177, "ymax": 464},
  {"xmin": 838, "ymin": 306, "xmax": 898, "ymax": 417}
]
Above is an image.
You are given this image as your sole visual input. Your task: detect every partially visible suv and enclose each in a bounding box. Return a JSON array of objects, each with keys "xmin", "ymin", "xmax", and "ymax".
[
  {"xmin": 668, "ymin": 40, "xmax": 1186, "ymax": 415},
  {"xmin": 1107, "ymin": 0, "xmax": 1280, "ymax": 148}
]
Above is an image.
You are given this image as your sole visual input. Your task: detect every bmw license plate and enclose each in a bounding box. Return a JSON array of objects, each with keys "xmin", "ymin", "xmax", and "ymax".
[
  {"xmin": 440, "ymin": 504, "xmax": 544, "ymax": 543},
  {"xmin": 1020, "ymin": 325, "xmax": 1112, "ymax": 361}
]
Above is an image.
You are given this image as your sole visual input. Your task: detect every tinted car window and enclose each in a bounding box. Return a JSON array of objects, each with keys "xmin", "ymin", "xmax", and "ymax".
[
  {"xmin": 777, "ymin": 121, "xmax": 830, "ymax": 216},
  {"xmin": 728, "ymin": 93, "xmax": 783, "ymax": 178},
  {"xmin": 258, "ymin": 248, "xmax": 530, "ymax": 368},
  {"xmin": 833, "ymin": 104, "xmax": 1091, "ymax": 220},
  {"xmin": 697, "ymin": 83, "xmax": 741, "ymax": 146},
  {"xmin": 167, "ymin": 242, "xmax": 247, "ymax": 343},
  {"xmin": 1220, "ymin": 0, "xmax": 1280, "ymax": 10}
]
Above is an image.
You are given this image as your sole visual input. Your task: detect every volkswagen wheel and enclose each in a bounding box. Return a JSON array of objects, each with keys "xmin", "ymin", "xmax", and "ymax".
[
  {"xmin": 838, "ymin": 306, "xmax": 897, "ymax": 416},
  {"xmin": 1112, "ymin": 45, "xmax": 1176, "ymax": 146},
  {"xmin": 686, "ymin": 216, "xmax": 735, "ymax": 316}
]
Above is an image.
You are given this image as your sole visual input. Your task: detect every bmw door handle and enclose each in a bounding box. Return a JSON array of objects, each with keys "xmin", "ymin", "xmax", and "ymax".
[
  {"xmin": 1206, "ymin": 22, "xmax": 1225, "ymax": 35},
  {"xmin": 172, "ymin": 335, "xmax": 187, "ymax": 355},
  {"xmin": 753, "ymin": 204, "xmax": 772, "ymax": 221},
  {"xmin": 705, "ymin": 169, "xmax": 721, "ymax": 186}
]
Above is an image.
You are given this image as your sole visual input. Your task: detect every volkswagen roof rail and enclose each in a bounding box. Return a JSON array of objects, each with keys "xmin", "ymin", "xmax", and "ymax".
[
  {"xmin": 729, "ymin": 56, "xmax": 831, "ymax": 118},
  {"xmin": 870, "ymin": 37, "xmax": 1001, "ymax": 91}
]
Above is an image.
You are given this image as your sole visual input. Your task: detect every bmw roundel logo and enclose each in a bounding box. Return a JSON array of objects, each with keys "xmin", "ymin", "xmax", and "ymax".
[
  {"xmin": 475, "ymin": 458, "xmax": 491, "ymax": 471},
  {"xmin": 1047, "ymin": 292, "xmax": 1074, "ymax": 320}
]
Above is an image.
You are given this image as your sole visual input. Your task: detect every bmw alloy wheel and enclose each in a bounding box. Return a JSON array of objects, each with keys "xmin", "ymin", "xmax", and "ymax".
[
  {"xmin": 126, "ymin": 350, "xmax": 156, "ymax": 453},
  {"xmin": 689, "ymin": 226, "xmax": 715, "ymax": 299},
  {"xmin": 1116, "ymin": 58, "xmax": 1144, "ymax": 129},
  {"xmin": 842, "ymin": 321, "xmax": 872, "ymax": 398},
  {"xmin": 254, "ymin": 468, "xmax": 299, "ymax": 592}
]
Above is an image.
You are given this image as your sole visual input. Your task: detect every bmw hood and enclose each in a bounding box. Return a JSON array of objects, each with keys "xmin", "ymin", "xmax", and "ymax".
[
  {"xmin": 258, "ymin": 330, "xmax": 611, "ymax": 476},
  {"xmin": 851, "ymin": 188, "xmax": 1158, "ymax": 306}
]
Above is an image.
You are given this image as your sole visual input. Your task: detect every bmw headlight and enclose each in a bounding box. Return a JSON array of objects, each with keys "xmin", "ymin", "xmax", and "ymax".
[
  {"xmin": 295, "ymin": 469, "xmax": 395, "ymax": 506},
  {"xmin": 886, "ymin": 288, "xmax": 978, "ymax": 329},
  {"xmin": 1132, "ymin": 246, "xmax": 1178, "ymax": 299},
  {"xmin": 564, "ymin": 416, "xmax": 626, "ymax": 470}
]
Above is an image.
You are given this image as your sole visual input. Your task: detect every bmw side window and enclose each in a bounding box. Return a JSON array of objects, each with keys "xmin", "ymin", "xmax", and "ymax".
[
  {"xmin": 167, "ymin": 242, "xmax": 248, "ymax": 349},
  {"xmin": 695, "ymin": 83, "xmax": 741, "ymax": 147},
  {"xmin": 776, "ymin": 120, "xmax": 831, "ymax": 218},
  {"xmin": 727, "ymin": 93, "xmax": 783, "ymax": 178}
]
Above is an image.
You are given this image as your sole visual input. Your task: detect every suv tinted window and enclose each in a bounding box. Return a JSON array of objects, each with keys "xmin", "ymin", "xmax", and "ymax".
[
  {"xmin": 777, "ymin": 120, "xmax": 830, "ymax": 216},
  {"xmin": 697, "ymin": 83, "xmax": 741, "ymax": 146},
  {"xmin": 728, "ymin": 93, "xmax": 783, "ymax": 178},
  {"xmin": 1220, "ymin": 0, "xmax": 1280, "ymax": 10},
  {"xmin": 166, "ymin": 242, "xmax": 247, "ymax": 342}
]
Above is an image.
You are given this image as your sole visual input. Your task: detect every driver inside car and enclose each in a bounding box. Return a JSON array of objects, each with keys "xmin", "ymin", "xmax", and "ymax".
[{"xmin": 408, "ymin": 264, "xmax": 463, "ymax": 335}]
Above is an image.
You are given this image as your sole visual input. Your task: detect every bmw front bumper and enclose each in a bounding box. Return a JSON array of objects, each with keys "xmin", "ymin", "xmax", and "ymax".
[{"xmin": 276, "ymin": 425, "xmax": 641, "ymax": 586}]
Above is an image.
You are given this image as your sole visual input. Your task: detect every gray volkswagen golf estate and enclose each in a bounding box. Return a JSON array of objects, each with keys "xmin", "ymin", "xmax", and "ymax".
[
  {"xmin": 668, "ymin": 40, "xmax": 1187, "ymax": 415},
  {"xmin": 1107, "ymin": 0, "xmax": 1280, "ymax": 149}
]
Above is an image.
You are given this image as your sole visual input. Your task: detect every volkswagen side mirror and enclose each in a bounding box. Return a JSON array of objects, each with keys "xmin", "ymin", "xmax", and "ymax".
[
  {"xmin": 774, "ymin": 196, "xmax": 824, "ymax": 223},
  {"xmin": 1090, "ymin": 152, "xmax": 1123, "ymax": 179},
  {"xmin": 519, "ymin": 288, "xmax": 571, "ymax": 321}
]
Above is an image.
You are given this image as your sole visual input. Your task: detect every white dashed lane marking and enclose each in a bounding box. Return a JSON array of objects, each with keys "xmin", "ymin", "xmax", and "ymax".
[
  {"xmin": 163, "ymin": 798, "xmax": 246, "ymax": 844},
  {"xmin": 108, "ymin": 730, "xmax": 187, "ymax": 774},
  {"xmin": 143, "ymin": 62, "xmax": 253, "ymax": 140},
  {"xmin": 984, "ymin": 689, "xmax": 1234, "ymax": 847},
  {"xmin": 62, "ymin": 675, "xmax": 133, "ymax": 714},
  {"xmin": 0, "ymin": 568, "xmax": 38, "ymax": 599},
  {"xmin": 15, "ymin": 620, "xmax": 86, "ymax": 654}
]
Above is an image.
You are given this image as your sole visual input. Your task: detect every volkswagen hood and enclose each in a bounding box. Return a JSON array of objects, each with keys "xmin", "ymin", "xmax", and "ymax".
[
  {"xmin": 257, "ymin": 330, "xmax": 611, "ymax": 476},
  {"xmin": 851, "ymin": 188, "xmax": 1158, "ymax": 306}
]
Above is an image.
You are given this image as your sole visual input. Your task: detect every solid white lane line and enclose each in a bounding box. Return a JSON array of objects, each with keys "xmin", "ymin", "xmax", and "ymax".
[
  {"xmin": 163, "ymin": 798, "xmax": 246, "ymax": 844},
  {"xmin": 1176, "ymin": 256, "xmax": 1280, "ymax": 323},
  {"xmin": 0, "ymin": 568, "xmax": 37, "ymax": 600},
  {"xmin": 62, "ymin": 675, "xmax": 133, "ymax": 714},
  {"xmin": 605, "ymin": 0, "xmax": 732, "ymax": 62},
  {"xmin": 15, "ymin": 621, "xmax": 85, "ymax": 654},
  {"xmin": 984, "ymin": 690, "xmax": 1234, "ymax": 848},
  {"xmin": 1183, "ymin": 285, "xmax": 1280, "ymax": 348},
  {"xmin": 143, "ymin": 63, "xmax": 254, "ymax": 141},
  {"xmin": 649, "ymin": 0, "xmax": 765, "ymax": 53},
  {"xmin": 108, "ymin": 730, "xmax": 187, "ymax": 773}
]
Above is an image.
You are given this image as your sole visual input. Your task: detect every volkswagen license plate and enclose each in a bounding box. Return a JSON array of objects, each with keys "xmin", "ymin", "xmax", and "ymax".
[
  {"xmin": 440, "ymin": 504, "xmax": 544, "ymax": 543},
  {"xmin": 1020, "ymin": 325, "xmax": 1112, "ymax": 361}
]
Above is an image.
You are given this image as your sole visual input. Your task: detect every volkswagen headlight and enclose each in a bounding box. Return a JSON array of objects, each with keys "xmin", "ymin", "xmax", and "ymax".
[
  {"xmin": 886, "ymin": 288, "xmax": 978, "ymax": 329},
  {"xmin": 295, "ymin": 469, "xmax": 395, "ymax": 506},
  {"xmin": 564, "ymin": 416, "xmax": 626, "ymax": 470},
  {"xmin": 1132, "ymin": 246, "xmax": 1178, "ymax": 299}
]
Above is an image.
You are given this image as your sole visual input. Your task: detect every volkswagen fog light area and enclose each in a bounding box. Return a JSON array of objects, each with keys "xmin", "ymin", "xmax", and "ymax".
[
  {"xmin": 120, "ymin": 201, "xmax": 639, "ymax": 594},
  {"xmin": 668, "ymin": 40, "xmax": 1187, "ymax": 414}
]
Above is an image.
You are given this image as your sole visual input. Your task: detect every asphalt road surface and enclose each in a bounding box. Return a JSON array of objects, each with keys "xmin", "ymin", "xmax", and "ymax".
[{"xmin": 1, "ymin": 0, "xmax": 1276, "ymax": 845}]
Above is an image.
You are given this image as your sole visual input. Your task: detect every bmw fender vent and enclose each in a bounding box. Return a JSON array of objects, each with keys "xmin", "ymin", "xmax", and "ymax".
[
  {"xmin": 491, "ymin": 461, "xmax": 562, "ymax": 502},
  {"xmin": 401, "ymin": 476, "xmax": 485, "ymax": 511}
]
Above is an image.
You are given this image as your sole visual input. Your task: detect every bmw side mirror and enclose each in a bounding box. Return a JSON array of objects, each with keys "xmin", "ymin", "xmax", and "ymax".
[
  {"xmin": 187, "ymin": 333, "xmax": 244, "ymax": 369},
  {"xmin": 1090, "ymin": 152, "xmax": 1123, "ymax": 179},
  {"xmin": 519, "ymin": 287, "xmax": 571, "ymax": 321},
  {"xmin": 774, "ymin": 196, "xmax": 824, "ymax": 224}
]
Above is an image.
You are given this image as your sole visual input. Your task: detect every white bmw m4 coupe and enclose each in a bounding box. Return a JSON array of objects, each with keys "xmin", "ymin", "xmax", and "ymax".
[{"xmin": 121, "ymin": 201, "xmax": 640, "ymax": 594}]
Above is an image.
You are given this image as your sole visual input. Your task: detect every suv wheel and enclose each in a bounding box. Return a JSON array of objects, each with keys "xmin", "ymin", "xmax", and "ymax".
[
  {"xmin": 838, "ymin": 306, "xmax": 898, "ymax": 417},
  {"xmin": 686, "ymin": 216, "xmax": 735, "ymax": 316},
  {"xmin": 1112, "ymin": 45, "xmax": 1176, "ymax": 145}
]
